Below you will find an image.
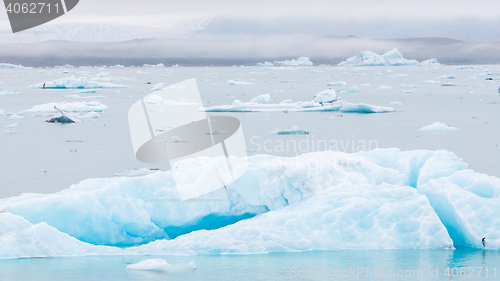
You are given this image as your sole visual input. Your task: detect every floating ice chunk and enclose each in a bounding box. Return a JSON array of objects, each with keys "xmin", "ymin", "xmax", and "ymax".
[
  {"xmin": 341, "ymin": 85, "xmax": 362, "ymax": 93},
  {"xmin": 25, "ymin": 101, "xmax": 107, "ymax": 113},
  {"xmin": 82, "ymin": 112, "xmax": 100, "ymax": 119},
  {"xmin": 326, "ymin": 81, "xmax": 346, "ymax": 86},
  {"xmin": 338, "ymin": 48, "xmax": 418, "ymax": 66},
  {"xmin": 420, "ymin": 59, "xmax": 440, "ymax": 66},
  {"xmin": 57, "ymin": 64, "xmax": 74, "ymax": 68},
  {"xmin": 143, "ymin": 63, "xmax": 164, "ymax": 67},
  {"xmin": 9, "ymin": 114, "xmax": 24, "ymax": 120},
  {"xmin": 5, "ymin": 123, "xmax": 17, "ymax": 128},
  {"xmin": 441, "ymin": 83, "xmax": 458, "ymax": 86},
  {"xmin": 339, "ymin": 102, "xmax": 395, "ymax": 113},
  {"xmin": 29, "ymin": 76, "xmax": 128, "ymax": 89},
  {"xmin": 0, "ymin": 90, "xmax": 20, "ymax": 96},
  {"xmin": 401, "ymin": 90, "xmax": 414, "ymax": 93},
  {"xmin": 274, "ymin": 57, "xmax": 313, "ymax": 67},
  {"xmin": 227, "ymin": 80, "xmax": 255, "ymax": 85},
  {"xmin": 0, "ymin": 109, "xmax": 4, "ymax": 116},
  {"xmin": 151, "ymin": 83, "xmax": 165, "ymax": 91},
  {"xmin": 4, "ymin": 130, "xmax": 15, "ymax": 134},
  {"xmin": 419, "ymin": 122, "xmax": 459, "ymax": 131},
  {"xmin": 455, "ymin": 66, "xmax": 478, "ymax": 70},
  {"xmin": 422, "ymin": 80, "xmax": 440, "ymax": 84},
  {"xmin": 390, "ymin": 101, "xmax": 402, "ymax": 105},
  {"xmin": 257, "ymin": 61, "xmax": 273, "ymax": 67},
  {"xmin": 269, "ymin": 125, "xmax": 309, "ymax": 135},
  {"xmin": 126, "ymin": 259, "xmax": 196, "ymax": 272},
  {"xmin": 250, "ymin": 94, "xmax": 271, "ymax": 104},
  {"xmin": 438, "ymin": 75, "xmax": 455, "ymax": 79},
  {"xmin": 0, "ymin": 63, "xmax": 24, "ymax": 68},
  {"xmin": 378, "ymin": 85, "xmax": 393, "ymax": 90},
  {"xmin": 314, "ymin": 89, "xmax": 337, "ymax": 103}
]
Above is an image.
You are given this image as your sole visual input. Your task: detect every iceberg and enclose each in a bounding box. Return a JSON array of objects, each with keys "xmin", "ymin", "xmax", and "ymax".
[
  {"xmin": 313, "ymin": 89, "xmax": 337, "ymax": 103},
  {"xmin": 339, "ymin": 102, "xmax": 395, "ymax": 113},
  {"xmin": 420, "ymin": 59, "xmax": 441, "ymax": 66},
  {"xmin": 0, "ymin": 63, "xmax": 24, "ymax": 68},
  {"xmin": 378, "ymin": 85, "xmax": 393, "ymax": 90},
  {"xmin": 339, "ymin": 85, "xmax": 362, "ymax": 93},
  {"xmin": 419, "ymin": 122, "xmax": 459, "ymax": 131},
  {"xmin": 2, "ymin": 149, "xmax": 500, "ymax": 258},
  {"xmin": 338, "ymin": 48, "xmax": 419, "ymax": 67},
  {"xmin": 29, "ymin": 76, "xmax": 129, "ymax": 89},
  {"xmin": 441, "ymin": 83, "xmax": 458, "ymax": 86},
  {"xmin": 24, "ymin": 101, "xmax": 107, "ymax": 113},
  {"xmin": 8, "ymin": 114, "xmax": 24, "ymax": 120},
  {"xmin": 250, "ymin": 93, "xmax": 271, "ymax": 104},
  {"xmin": 274, "ymin": 57, "xmax": 313, "ymax": 67}
]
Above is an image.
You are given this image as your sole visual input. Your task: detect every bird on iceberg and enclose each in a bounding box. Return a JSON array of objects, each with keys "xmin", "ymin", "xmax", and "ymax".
[{"xmin": 482, "ymin": 237, "xmax": 486, "ymax": 247}]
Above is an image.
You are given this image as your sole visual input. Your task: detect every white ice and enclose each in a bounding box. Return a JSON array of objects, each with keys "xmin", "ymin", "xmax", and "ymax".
[
  {"xmin": 419, "ymin": 122, "xmax": 459, "ymax": 131},
  {"xmin": 0, "ymin": 90, "xmax": 21, "ymax": 96},
  {"xmin": 338, "ymin": 48, "xmax": 419, "ymax": 67},
  {"xmin": 24, "ymin": 101, "xmax": 107, "ymax": 113},
  {"xmin": 29, "ymin": 76, "xmax": 129, "ymax": 89},
  {"xmin": 227, "ymin": 80, "xmax": 255, "ymax": 85},
  {"xmin": 126, "ymin": 259, "xmax": 196, "ymax": 272}
]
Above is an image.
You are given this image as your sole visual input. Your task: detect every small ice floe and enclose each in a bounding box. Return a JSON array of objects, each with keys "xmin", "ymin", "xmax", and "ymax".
[
  {"xmin": 0, "ymin": 90, "xmax": 21, "ymax": 96},
  {"xmin": 29, "ymin": 76, "xmax": 129, "ymax": 89},
  {"xmin": 9, "ymin": 114, "xmax": 24, "ymax": 120},
  {"xmin": 438, "ymin": 75, "xmax": 455, "ymax": 79},
  {"xmin": 227, "ymin": 80, "xmax": 255, "ymax": 85},
  {"xmin": 378, "ymin": 85, "xmax": 393, "ymax": 90},
  {"xmin": 422, "ymin": 80, "xmax": 440, "ymax": 84},
  {"xmin": 339, "ymin": 85, "xmax": 362, "ymax": 93},
  {"xmin": 401, "ymin": 90, "xmax": 414, "ymax": 93},
  {"xmin": 5, "ymin": 123, "xmax": 17, "ymax": 128},
  {"xmin": 82, "ymin": 112, "xmax": 100, "ymax": 119},
  {"xmin": 4, "ymin": 130, "xmax": 15, "ymax": 134},
  {"xmin": 441, "ymin": 83, "xmax": 458, "ymax": 86},
  {"xmin": 419, "ymin": 122, "xmax": 459, "ymax": 131},
  {"xmin": 25, "ymin": 101, "xmax": 107, "ymax": 113},
  {"xmin": 126, "ymin": 259, "xmax": 196, "ymax": 272},
  {"xmin": 0, "ymin": 109, "xmax": 4, "ymax": 116},
  {"xmin": 270, "ymin": 125, "xmax": 309, "ymax": 135},
  {"xmin": 389, "ymin": 101, "xmax": 402, "ymax": 105},
  {"xmin": 326, "ymin": 81, "xmax": 346, "ymax": 86}
]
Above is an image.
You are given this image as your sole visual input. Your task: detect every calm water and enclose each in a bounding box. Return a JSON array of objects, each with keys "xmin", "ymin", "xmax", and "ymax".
[
  {"xmin": 1, "ymin": 66, "xmax": 499, "ymax": 198},
  {"xmin": 1, "ymin": 249, "xmax": 499, "ymax": 280}
]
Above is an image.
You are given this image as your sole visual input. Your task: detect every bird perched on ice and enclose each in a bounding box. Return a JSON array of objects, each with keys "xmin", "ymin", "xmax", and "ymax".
[
  {"xmin": 482, "ymin": 237, "xmax": 486, "ymax": 247},
  {"xmin": 314, "ymin": 88, "xmax": 338, "ymax": 104}
]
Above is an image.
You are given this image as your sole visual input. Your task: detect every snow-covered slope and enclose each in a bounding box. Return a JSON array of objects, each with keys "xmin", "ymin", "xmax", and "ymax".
[{"xmin": 1, "ymin": 148, "xmax": 499, "ymax": 258}]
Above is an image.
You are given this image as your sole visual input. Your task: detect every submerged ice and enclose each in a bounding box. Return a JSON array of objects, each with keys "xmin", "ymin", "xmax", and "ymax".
[{"xmin": 1, "ymin": 148, "xmax": 500, "ymax": 258}]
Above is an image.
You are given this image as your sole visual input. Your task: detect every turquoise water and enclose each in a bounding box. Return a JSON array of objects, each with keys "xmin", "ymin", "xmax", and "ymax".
[{"xmin": 1, "ymin": 249, "xmax": 499, "ymax": 280}]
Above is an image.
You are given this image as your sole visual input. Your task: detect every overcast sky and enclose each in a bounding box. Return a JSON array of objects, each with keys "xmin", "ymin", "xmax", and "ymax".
[
  {"xmin": 1, "ymin": 0, "xmax": 500, "ymax": 42},
  {"xmin": 2, "ymin": 0, "xmax": 500, "ymax": 20}
]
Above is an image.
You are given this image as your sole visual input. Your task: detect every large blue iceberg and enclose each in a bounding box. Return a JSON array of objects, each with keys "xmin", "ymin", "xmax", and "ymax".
[{"xmin": 0, "ymin": 149, "xmax": 499, "ymax": 259}]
